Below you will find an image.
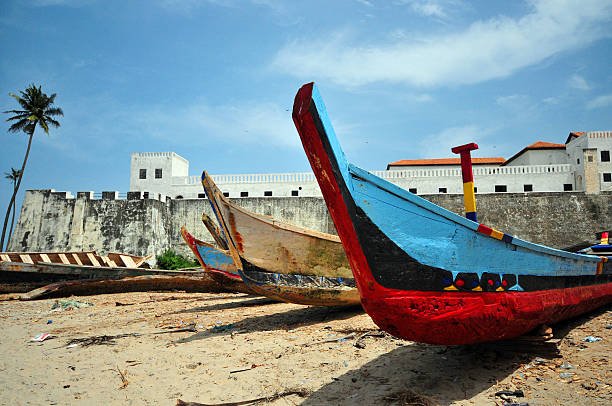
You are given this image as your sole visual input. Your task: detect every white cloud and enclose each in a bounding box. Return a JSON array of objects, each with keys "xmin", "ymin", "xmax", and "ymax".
[
  {"xmin": 568, "ymin": 74, "xmax": 591, "ymax": 90},
  {"xmin": 542, "ymin": 96, "xmax": 560, "ymax": 104},
  {"xmin": 398, "ymin": 0, "xmax": 457, "ymax": 19},
  {"xmin": 271, "ymin": 0, "xmax": 612, "ymax": 88},
  {"xmin": 496, "ymin": 94, "xmax": 528, "ymax": 107},
  {"xmin": 158, "ymin": 0, "xmax": 285, "ymax": 13},
  {"xmin": 586, "ymin": 93, "xmax": 612, "ymax": 109},
  {"xmin": 393, "ymin": 0, "xmax": 463, "ymax": 18},
  {"xmin": 131, "ymin": 101, "xmax": 300, "ymax": 149},
  {"xmin": 356, "ymin": 0, "xmax": 374, "ymax": 7}
]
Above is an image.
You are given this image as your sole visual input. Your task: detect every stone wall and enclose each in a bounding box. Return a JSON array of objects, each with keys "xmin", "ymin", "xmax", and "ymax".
[{"xmin": 8, "ymin": 189, "xmax": 611, "ymax": 265}]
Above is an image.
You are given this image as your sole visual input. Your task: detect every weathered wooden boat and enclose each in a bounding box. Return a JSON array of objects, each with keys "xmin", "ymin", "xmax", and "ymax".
[
  {"xmin": 293, "ymin": 82, "xmax": 612, "ymax": 344},
  {"xmin": 0, "ymin": 251, "xmax": 152, "ymax": 293},
  {"xmin": 20, "ymin": 270, "xmax": 227, "ymax": 300},
  {"xmin": 180, "ymin": 226, "xmax": 254, "ymax": 295},
  {"xmin": 201, "ymin": 172, "xmax": 360, "ymax": 306},
  {"xmin": 579, "ymin": 232, "xmax": 612, "ymax": 256}
]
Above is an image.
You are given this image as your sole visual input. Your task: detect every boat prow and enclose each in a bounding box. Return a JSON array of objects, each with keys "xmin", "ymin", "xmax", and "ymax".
[{"xmin": 293, "ymin": 82, "xmax": 612, "ymax": 344}]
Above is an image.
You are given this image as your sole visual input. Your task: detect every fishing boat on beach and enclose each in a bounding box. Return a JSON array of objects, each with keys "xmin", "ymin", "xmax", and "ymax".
[
  {"xmin": 180, "ymin": 226, "xmax": 254, "ymax": 294},
  {"xmin": 293, "ymin": 82, "xmax": 612, "ymax": 344},
  {"xmin": 201, "ymin": 171, "xmax": 360, "ymax": 306},
  {"xmin": 0, "ymin": 250, "xmax": 230, "ymax": 299},
  {"xmin": 0, "ymin": 251, "xmax": 151, "ymax": 292}
]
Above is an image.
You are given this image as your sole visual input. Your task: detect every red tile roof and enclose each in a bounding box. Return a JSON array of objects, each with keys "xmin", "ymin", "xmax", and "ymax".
[
  {"xmin": 565, "ymin": 131, "xmax": 585, "ymax": 144},
  {"xmin": 525, "ymin": 141, "xmax": 566, "ymax": 149},
  {"xmin": 387, "ymin": 157, "xmax": 505, "ymax": 168},
  {"xmin": 502, "ymin": 141, "xmax": 566, "ymax": 166}
]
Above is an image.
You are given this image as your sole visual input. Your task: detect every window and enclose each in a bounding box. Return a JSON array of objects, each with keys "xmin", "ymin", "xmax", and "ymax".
[
  {"xmin": 409, "ymin": 188, "xmax": 417, "ymax": 194},
  {"xmin": 602, "ymin": 151, "xmax": 611, "ymax": 162},
  {"xmin": 175, "ymin": 195, "xmax": 183, "ymax": 199},
  {"xmin": 473, "ymin": 187, "xmax": 477, "ymax": 193},
  {"xmin": 240, "ymin": 191, "xmax": 248, "ymax": 197},
  {"xmin": 264, "ymin": 191, "xmax": 272, "ymax": 197},
  {"xmin": 577, "ymin": 158, "xmax": 580, "ymax": 165},
  {"xmin": 198, "ymin": 193, "xmax": 206, "ymax": 198},
  {"xmin": 291, "ymin": 190, "xmax": 299, "ymax": 196},
  {"xmin": 139, "ymin": 169, "xmax": 146, "ymax": 179},
  {"xmin": 438, "ymin": 188, "xmax": 447, "ymax": 193},
  {"xmin": 495, "ymin": 185, "xmax": 507, "ymax": 193},
  {"xmin": 588, "ymin": 156, "xmax": 594, "ymax": 162},
  {"xmin": 604, "ymin": 173, "xmax": 612, "ymax": 182},
  {"xmin": 523, "ymin": 184, "xmax": 533, "ymax": 192},
  {"xmin": 223, "ymin": 192, "xmax": 230, "ymax": 197},
  {"xmin": 563, "ymin": 184, "xmax": 573, "ymax": 191},
  {"xmin": 143, "ymin": 192, "xmax": 149, "ymax": 199},
  {"xmin": 155, "ymin": 168, "xmax": 162, "ymax": 179}
]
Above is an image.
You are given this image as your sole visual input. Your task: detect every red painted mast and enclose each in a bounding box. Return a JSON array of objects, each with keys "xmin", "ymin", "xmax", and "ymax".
[{"xmin": 451, "ymin": 142, "xmax": 479, "ymax": 222}]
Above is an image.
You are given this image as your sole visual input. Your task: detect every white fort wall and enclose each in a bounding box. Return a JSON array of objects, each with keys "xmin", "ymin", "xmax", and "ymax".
[
  {"xmin": 9, "ymin": 189, "xmax": 612, "ymax": 266},
  {"xmin": 130, "ymin": 130, "xmax": 612, "ymax": 199},
  {"xmin": 133, "ymin": 163, "xmax": 576, "ymax": 199}
]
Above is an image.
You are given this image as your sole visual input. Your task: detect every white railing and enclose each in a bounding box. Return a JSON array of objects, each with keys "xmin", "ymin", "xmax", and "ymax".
[
  {"xmin": 177, "ymin": 172, "xmax": 317, "ymax": 185},
  {"xmin": 588, "ymin": 131, "xmax": 612, "ymax": 139},
  {"xmin": 133, "ymin": 152, "xmax": 172, "ymax": 158},
  {"xmin": 171, "ymin": 164, "xmax": 572, "ymax": 186}
]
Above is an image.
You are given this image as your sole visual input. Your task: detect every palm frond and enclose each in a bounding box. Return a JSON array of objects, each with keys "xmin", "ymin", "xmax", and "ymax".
[
  {"xmin": 8, "ymin": 119, "xmax": 30, "ymax": 133},
  {"xmin": 39, "ymin": 118, "xmax": 49, "ymax": 134},
  {"xmin": 4, "ymin": 111, "xmax": 29, "ymax": 121},
  {"xmin": 5, "ymin": 84, "xmax": 61, "ymax": 136},
  {"xmin": 45, "ymin": 107, "xmax": 64, "ymax": 117},
  {"xmin": 47, "ymin": 117, "xmax": 61, "ymax": 128}
]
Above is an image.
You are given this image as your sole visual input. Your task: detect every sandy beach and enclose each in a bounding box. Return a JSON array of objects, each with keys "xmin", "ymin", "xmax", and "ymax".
[{"xmin": 0, "ymin": 291, "xmax": 610, "ymax": 405}]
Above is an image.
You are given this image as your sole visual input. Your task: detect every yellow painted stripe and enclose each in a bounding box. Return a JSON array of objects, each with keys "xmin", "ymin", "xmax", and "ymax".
[
  {"xmin": 462, "ymin": 181, "xmax": 476, "ymax": 212},
  {"xmin": 471, "ymin": 286, "xmax": 483, "ymax": 292},
  {"xmin": 495, "ymin": 287, "xmax": 504, "ymax": 292},
  {"xmin": 490, "ymin": 228, "xmax": 504, "ymax": 240},
  {"xmin": 444, "ymin": 285, "xmax": 459, "ymax": 291}
]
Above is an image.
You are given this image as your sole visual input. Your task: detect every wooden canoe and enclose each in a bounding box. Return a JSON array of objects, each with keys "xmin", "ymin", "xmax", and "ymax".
[
  {"xmin": 180, "ymin": 226, "xmax": 254, "ymax": 295},
  {"xmin": 293, "ymin": 82, "xmax": 612, "ymax": 344},
  {"xmin": 20, "ymin": 271, "xmax": 227, "ymax": 300},
  {"xmin": 201, "ymin": 172, "xmax": 360, "ymax": 306},
  {"xmin": 0, "ymin": 251, "xmax": 152, "ymax": 293}
]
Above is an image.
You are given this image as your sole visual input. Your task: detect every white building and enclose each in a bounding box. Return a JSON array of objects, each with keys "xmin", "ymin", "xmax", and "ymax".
[{"xmin": 129, "ymin": 131, "xmax": 612, "ymax": 199}]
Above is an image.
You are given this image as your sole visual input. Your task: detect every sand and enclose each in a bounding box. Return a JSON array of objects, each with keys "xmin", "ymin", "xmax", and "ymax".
[{"xmin": 0, "ymin": 291, "xmax": 610, "ymax": 405}]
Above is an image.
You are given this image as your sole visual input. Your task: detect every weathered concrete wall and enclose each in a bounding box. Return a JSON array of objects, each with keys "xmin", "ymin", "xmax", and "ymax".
[{"xmin": 8, "ymin": 190, "xmax": 611, "ymax": 265}]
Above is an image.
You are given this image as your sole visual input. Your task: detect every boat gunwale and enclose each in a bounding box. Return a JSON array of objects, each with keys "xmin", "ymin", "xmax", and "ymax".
[
  {"xmin": 347, "ymin": 163, "xmax": 603, "ymax": 264},
  {"xmin": 202, "ymin": 172, "xmax": 341, "ymax": 243}
]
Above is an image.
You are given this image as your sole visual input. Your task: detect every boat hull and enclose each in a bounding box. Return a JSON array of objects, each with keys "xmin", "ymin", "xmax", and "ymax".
[
  {"xmin": 201, "ymin": 171, "xmax": 361, "ymax": 306},
  {"xmin": 201, "ymin": 172, "xmax": 352, "ymax": 279},
  {"xmin": 180, "ymin": 226, "xmax": 254, "ymax": 294},
  {"xmin": 19, "ymin": 272, "xmax": 227, "ymax": 300},
  {"xmin": 293, "ymin": 82, "xmax": 612, "ymax": 344},
  {"xmin": 237, "ymin": 260, "xmax": 361, "ymax": 306},
  {"xmin": 363, "ymin": 285, "xmax": 612, "ymax": 345}
]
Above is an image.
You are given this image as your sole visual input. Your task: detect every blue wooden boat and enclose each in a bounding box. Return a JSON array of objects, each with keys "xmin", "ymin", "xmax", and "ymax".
[
  {"xmin": 180, "ymin": 226, "xmax": 253, "ymax": 294},
  {"xmin": 292, "ymin": 82, "xmax": 612, "ymax": 344},
  {"xmin": 200, "ymin": 172, "xmax": 360, "ymax": 306}
]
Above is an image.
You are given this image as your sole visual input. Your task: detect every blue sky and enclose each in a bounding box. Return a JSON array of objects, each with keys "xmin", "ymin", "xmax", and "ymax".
[{"xmin": 1, "ymin": 0, "xmax": 611, "ymax": 228}]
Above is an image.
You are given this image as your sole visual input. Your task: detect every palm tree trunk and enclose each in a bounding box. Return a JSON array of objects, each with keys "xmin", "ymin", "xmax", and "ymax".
[
  {"xmin": 7, "ymin": 182, "xmax": 17, "ymax": 246},
  {"xmin": 1, "ymin": 128, "xmax": 34, "ymax": 251}
]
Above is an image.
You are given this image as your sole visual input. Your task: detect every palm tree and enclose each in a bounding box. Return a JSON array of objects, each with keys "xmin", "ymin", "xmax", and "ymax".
[
  {"xmin": 2, "ymin": 84, "xmax": 63, "ymax": 251},
  {"xmin": 4, "ymin": 168, "xmax": 22, "ymax": 247}
]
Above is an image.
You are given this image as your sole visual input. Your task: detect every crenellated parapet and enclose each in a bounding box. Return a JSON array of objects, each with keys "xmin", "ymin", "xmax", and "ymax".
[{"xmin": 8, "ymin": 189, "xmax": 612, "ymax": 266}]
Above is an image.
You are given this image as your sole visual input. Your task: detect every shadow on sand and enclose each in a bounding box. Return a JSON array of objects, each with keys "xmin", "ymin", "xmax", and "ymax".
[
  {"xmin": 171, "ymin": 304, "xmax": 363, "ymax": 344},
  {"xmin": 168, "ymin": 296, "xmax": 278, "ymax": 314},
  {"xmin": 301, "ymin": 304, "xmax": 612, "ymax": 405}
]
